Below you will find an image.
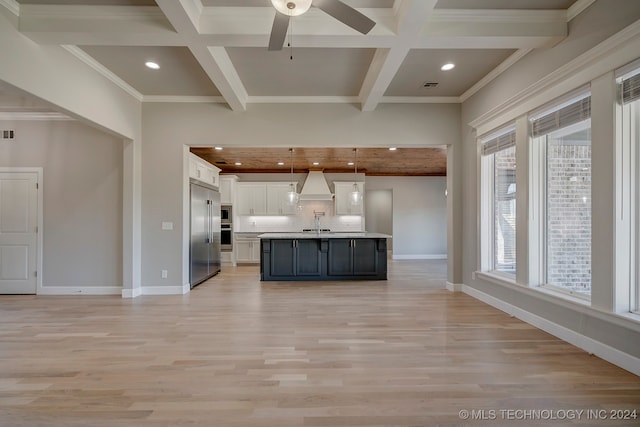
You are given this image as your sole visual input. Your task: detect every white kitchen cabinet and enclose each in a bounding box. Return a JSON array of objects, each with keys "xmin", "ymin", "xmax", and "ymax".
[
  {"xmin": 189, "ymin": 153, "xmax": 220, "ymax": 187},
  {"xmin": 219, "ymin": 175, "xmax": 238, "ymax": 205},
  {"xmin": 236, "ymin": 183, "xmax": 267, "ymax": 215},
  {"xmin": 235, "ymin": 234, "xmax": 261, "ymax": 263},
  {"xmin": 266, "ymin": 183, "xmax": 297, "ymax": 215},
  {"xmin": 334, "ymin": 182, "xmax": 365, "ymax": 215}
]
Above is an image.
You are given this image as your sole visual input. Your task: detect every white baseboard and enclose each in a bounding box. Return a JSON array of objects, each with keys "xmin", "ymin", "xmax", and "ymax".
[
  {"xmin": 446, "ymin": 282, "xmax": 463, "ymax": 292},
  {"xmin": 461, "ymin": 284, "xmax": 640, "ymax": 377},
  {"xmin": 392, "ymin": 254, "xmax": 447, "ymax": 260},
  {"xmin": 121, "ymin": 287, "xmax": 142, "ymax": 298},
  {"xmin": 38, "ymin": 286, "xmax": 121, "ymax": 296},
  {"xmin": 121, "ymin": 283, "xmax": 189, "ymax": 297}
]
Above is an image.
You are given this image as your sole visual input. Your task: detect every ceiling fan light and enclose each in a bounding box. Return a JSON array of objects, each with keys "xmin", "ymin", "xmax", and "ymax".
[{"xmin": 271, "ymin": 0, "xmax": 312, "ymax": 16}]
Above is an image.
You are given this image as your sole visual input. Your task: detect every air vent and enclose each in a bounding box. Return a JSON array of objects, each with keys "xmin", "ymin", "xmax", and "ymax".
[
  {"xmin": 422, "ymin": 82, "xmax": 439, "ymax": 88},
  {"xmin": 2, "ymin": 130, "xmax": 15, "ymax": 139},
  {"xmin": 215, "ymin": 161, "xmax": 227, "ymax": 165}
]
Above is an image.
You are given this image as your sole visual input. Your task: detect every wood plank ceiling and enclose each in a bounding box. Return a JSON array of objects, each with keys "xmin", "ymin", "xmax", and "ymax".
[{"xmin": 191, "ymin": 147, "xmax": 447, "ymax": 176}]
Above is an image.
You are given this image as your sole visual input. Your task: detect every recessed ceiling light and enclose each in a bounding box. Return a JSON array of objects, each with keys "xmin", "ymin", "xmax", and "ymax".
[
  {"xmin": 389, "ymin": 147, "xmax": 397, "ymax": 151},
  {"xmin": 234, "ymin": 162, "xmax": 242, "ymax": 166},
  {"xmin": 277, "ymin": 162, "xmax": 284, "ymax": 166},
  {"xmin": 214, "ymin": 146, "xmax": 223, "ymax": 151},
  {"xmin": 347, "ymin": 162, "xmax": 354, "ymax": 166},
  {"xmin": 312, "ymin": 162, "xmax": 320, "ymax": 166},
  {"xmin": 145, "ymin": 61, "xmax": 160, "ymax": 70},
  {"xmin": 441, "ymin": 63, "xmax": 455, "ymax": 71}
]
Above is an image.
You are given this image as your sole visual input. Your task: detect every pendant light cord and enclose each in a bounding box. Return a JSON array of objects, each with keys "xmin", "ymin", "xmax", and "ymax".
[
  {"xmin": 289, "ymin": 10, "xmax": 293, "ymax": 60},
  {"xmin": 354, "ymin": 148, "xmax": 358, "ymax": 179},
  {"xmin": 290, "ymin": 148, "xmax": 294, "ymax": 180}
]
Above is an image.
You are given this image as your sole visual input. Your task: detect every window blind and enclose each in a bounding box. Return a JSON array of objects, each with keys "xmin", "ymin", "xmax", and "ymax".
[
  {"xmin": 622, "ymin": 71, "xmax": 640, "ymax": 104},
  {"xmin": 531, "ymin": 96, "xmax": 591, "ymax": 138},
  {"xmin": 482, "ymin": 130, "xmax": 516, "ymax": 156}
]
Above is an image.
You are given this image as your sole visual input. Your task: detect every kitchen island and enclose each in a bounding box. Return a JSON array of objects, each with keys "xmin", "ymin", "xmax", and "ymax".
[{"xmin": 259, "ymin": 232, "xmax": 390, "ymax": 281}]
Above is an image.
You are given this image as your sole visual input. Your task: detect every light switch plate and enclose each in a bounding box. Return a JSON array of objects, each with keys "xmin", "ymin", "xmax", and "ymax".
[{"xmin": 161, "ymin": 221, "xmax": 173, "ymax": 230}]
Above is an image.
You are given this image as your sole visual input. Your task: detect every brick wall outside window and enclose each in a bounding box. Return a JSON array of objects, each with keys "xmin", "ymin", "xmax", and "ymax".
[
  {"xmin": 546, "ymin": 141, "xmax": 592, "ymax": 295},
  {"xmin": 494, "ymin": 148, "xmax": 516, "ymax": 272}
]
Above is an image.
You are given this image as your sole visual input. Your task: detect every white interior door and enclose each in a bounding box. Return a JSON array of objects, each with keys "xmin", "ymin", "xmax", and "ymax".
[{"xmin": 0, "ymin": 172, "xmax": 38, "ymax": 294}]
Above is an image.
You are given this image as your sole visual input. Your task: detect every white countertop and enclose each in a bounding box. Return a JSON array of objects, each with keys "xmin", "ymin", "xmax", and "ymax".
[{"xmin": 258, "ymin": 232, "xmax": 391, "ymax": 239}]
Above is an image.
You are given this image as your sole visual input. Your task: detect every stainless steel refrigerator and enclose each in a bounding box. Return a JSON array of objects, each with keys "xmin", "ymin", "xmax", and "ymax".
[{"xmin": 190, "ymin": 179, "xmax": 221, "ymax": 288}]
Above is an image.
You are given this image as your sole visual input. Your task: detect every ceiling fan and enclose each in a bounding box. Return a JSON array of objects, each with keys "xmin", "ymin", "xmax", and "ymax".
[{"xmin": 268, "ymin": 0, "xmax": 376, "ymax": 51}]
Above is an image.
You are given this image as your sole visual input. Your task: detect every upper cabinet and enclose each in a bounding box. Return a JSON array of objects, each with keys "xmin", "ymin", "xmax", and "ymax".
[
  {"xmin": 334, "ymin": 182, "xmax": 364, "ymax": 215},
  {"xmin": 219, "ymin": 175, "xmax": 238, "ymax": 205},
  {"xmin": 266, "ymin": 183, "xmax": 297, "ymax": 215},
  {"xmin": 236, "ymin": 183, "xmax": 267, "ymax": 215},
  {"xmin": 189, "ymin": 153, "xmax": 220, "ymax": 187},
  {"xmin": 236, "ymin": 182, "xmax": 298, "ymax": 216}
]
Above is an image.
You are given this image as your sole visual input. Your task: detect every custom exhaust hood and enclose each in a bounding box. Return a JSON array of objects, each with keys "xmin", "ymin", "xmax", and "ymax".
[{"xmin": 299, "ymin": 171, "xmax": 334, "ymax": 201}]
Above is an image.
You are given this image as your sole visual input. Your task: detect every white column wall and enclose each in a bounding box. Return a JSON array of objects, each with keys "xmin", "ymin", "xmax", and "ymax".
[{"xmin": 0, "ymin": 7, "xmax": 142, "ymax": 295}]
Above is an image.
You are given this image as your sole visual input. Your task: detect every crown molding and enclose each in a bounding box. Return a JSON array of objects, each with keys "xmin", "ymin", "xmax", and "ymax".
[
  {"xmin": 469, "ymin": 19, "xmax": 640, "ymax": 134},
  {"xmin": 432, "ymin": 9, "xmax": 566, "ymax": 24},
  {"xmin": 460, "ymin": 48, "xmax": 532, "ymax": 103},
  {"xmin": 62, "ymin": 45, "xmax": 143, "ymax": 102},
  {"xmin": 0, "ymin": 111, "xmax": 72, "ymax": 120},
  {"xmin": 567, "ymin": 0, "xmax": 597, "ymax": 21},
  {"xmin": 140, "ymin": 95, "xmax": 462, "ymax": 105},
  {"xmin": 382, "ymin": 96, "xmax": 460, "ymax": 104},
  {"xmin": 143, "ymin": 96, "xmax": 226, "ymax": 103},
  {"xmin": 0, "ymin": 0, "xmax": 18, "ymax": 16},
  {"xmin": 249, "ymin": 96, "xmax": 360, "ymax": 104}
]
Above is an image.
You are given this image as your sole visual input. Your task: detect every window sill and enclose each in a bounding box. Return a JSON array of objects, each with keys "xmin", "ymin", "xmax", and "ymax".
[
  {"xmin": 473, "ymin": 271, "xmax": 640, "ymax": 331},
  {"xmin": 476, "ymin": 271, "xmax": 516, "ymax": 287}
]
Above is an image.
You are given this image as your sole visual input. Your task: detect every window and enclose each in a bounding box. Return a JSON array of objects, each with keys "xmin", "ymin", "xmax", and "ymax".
[
  {"xmin": 618, "ymin": 63, "xmax": 640, "ymax": 313},
  {"xmin": 530, "ymin": 90, "xmax": 592, "ymax": 298},
  {"xmin": 481, "ymin": 127, "xmax": 516, "ymax": 276}
]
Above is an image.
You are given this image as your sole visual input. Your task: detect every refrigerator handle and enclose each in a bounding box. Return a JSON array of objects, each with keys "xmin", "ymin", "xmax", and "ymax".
[
  {"xmin": 209, "ymin": 200, "xmax": 214, "ymax": 244},
  {"xmin": 206, "ymin": 199, "xmax": 211, "ymax": 244}
]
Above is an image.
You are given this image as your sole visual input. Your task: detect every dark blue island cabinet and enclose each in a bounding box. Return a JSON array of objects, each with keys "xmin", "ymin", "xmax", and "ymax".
[{"xmin": 260, "ymin": 233, "xmax": 389, "ymax": 281}]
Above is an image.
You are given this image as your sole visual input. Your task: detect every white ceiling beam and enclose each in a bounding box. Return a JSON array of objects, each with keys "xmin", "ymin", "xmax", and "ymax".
[
  {"xmin": 18, "ymin": 5, "xmax": 568, "ymax": 49},
  {"xmin": 360, "ymin": 0, "xmax": 438, "ymax": 112},
  {"xmin": 18, "ymin": 4, "xmax": 181, "ymax": 45},
  {"xmin": 154, "ymin": 0, "xmax": 247, "ymax": 111}
]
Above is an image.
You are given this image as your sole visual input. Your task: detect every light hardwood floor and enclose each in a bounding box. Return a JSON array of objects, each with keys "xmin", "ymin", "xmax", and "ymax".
[{"xmin": 1, "ymin": 260, "xmax": 639, "ymax": 426}]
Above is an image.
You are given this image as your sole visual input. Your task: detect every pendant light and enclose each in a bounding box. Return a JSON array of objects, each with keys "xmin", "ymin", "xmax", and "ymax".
[
  {"xmin": 287, "ymin": 148, "xmax": 299, "ymax": 205},
  {"xmin": 351, "ymin": 148, "xmax": 361, "ymax": 206}
]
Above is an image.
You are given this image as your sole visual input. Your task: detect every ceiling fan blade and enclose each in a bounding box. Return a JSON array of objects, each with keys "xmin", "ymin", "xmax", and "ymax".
[
  {"xmin": 313, "ymin": 0, "xmax": 375, "ymax": 34},
  {"xmin": 268, "ymin": 12, "xmax": 290, "ymax": 51}
]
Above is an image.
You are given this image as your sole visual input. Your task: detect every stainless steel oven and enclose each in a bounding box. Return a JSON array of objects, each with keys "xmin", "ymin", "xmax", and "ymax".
[
  {"xmin": 221, "ymin": 223, "xmax": 232, "ymax": 251},
  {"xmin": 221, "ymin": 205, "xmax": 232, "ymax": 224}
]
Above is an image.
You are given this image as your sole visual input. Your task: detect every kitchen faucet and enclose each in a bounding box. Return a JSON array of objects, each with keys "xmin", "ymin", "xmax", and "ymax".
[{"xmin": 313, "ymin": 211, "xmax": 325, "ymax": 233}]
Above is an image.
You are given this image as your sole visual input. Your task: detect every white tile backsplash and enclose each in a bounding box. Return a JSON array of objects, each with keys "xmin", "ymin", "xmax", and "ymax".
[{"xmin": 235, "ymin": 200, "xmax": 364, "ymax": 232}]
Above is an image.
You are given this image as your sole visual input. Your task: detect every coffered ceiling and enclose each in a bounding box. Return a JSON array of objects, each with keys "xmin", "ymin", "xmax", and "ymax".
[
  {"xmin": 9, "ymin": 0, "xmax": 585, "ymax": 111},
  {"xmin": 3, "ymin": 0, "xmax": 588, "ymax": 175}
]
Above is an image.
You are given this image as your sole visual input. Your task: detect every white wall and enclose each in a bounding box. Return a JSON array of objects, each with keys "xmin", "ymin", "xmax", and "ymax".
[
  {"xmin": 365, "ymin": 189, "xmax": 393, "ymax": 250},
  {"xmin": 0, "ymin": 6, "xmax": 142, "ymax": 295},
  {"xmin": 366, "ymin": 176, "xmax": 446, "ymax": 258},
  {"xmin": 0, "ymin": 120, "xmax": 123, "ymax": 290},
  {"xmin": 143, "ymin": 102, "xmax": 460, "ymax": 289},
  {"xmin": 460, "ymin": 0, "xmax": 640, "ymax": 371}
]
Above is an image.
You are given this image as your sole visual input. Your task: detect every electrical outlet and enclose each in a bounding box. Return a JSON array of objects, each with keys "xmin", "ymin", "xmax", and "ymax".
[{"xmin": 161, "ymin": 270, "xmax": 168, "ymax": 279}]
